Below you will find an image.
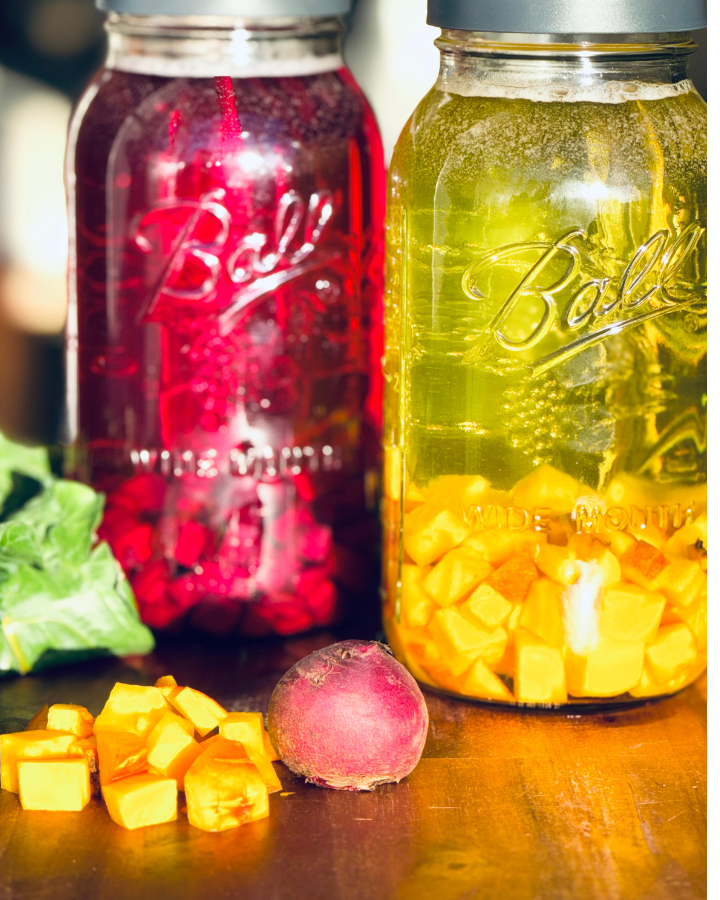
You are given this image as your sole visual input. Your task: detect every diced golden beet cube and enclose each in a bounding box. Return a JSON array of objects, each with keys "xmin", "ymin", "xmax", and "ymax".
[
  {"xmin": 70, "ymin": 734, "xmax": 97, "ymax": 760},
  {"xmin": 485, "ymin": 555, "xmax": 539, "ymax": 603},
  {"xmin": 219, "ymin": 713, "xmax": 265, "ymax": 757},
  {"xmin": 420, "ymin": 662, "xmax": 463, "ymax": 694},
  {"xmin": 168, "ymin": 687, "xmax": 228, "ymax": 737},
  {"xmin": 599, "ymin": 584, "xmax": 665, "ymax": 644},
  {"xmin": 628, "ymin": 521, "xmax": 667, "ymax": 550},
  {"xmin": 622, "ymin": 541, "xmax": 669, "ymax": 590},
  {"xmin": 403, "ymin": 503, "xmax": 468, "ymax": 566},
  {"xmin": 660, "ymin": 606, "xmax": 682, "ymax": 626},
  {"xmin": 148, "ymin": 711, "xmax": 195, "ymax": 743},
  {"xmin": 0, "ymin": 731, "xmax": 77, "ymax": 793},
  {"xmin": 385, "ymin": 619, "xmax": 440, "ymax": 678},
  {"xmin": 606, "ymin": 531, "xmax": 636, "ymax": 560},
  {"xmin": 400, "ymin": 565, "xmax": 437, "ymax": 627},
  {"xmin": 583, "ymin": 535, "xmax": 626, "ymax": 571},
  {"xmin": 514, "ymin": 629, "xmax": 567, "ymax": 704},
  {"xmin": 659, "ymin": 558, "xmax": 705, "ymax": 608},
  {"xmin": 493, "ymin": 638, "xmax": 514, "ymax": 677},
  {"xmin": 423, "ymin": 644, "xmax": 492, "ymax": 692},
  {"xmin": 536, "ymin": 543, "xmax": 578, "ymax": 585},
  {"xmin": 263, "ymin": 729, "xmax": 280, "ymax": 763},
  {"xmin": 424, "ymin": 475, "xmax": 494, "ymax": 520},
  {"xmin": 507, "ymin": 604, "xmax": 522, "ymax": 632},
  {"xmin": 511, "ymin": 465, "xmax": 581, "ymax": 515},
  {"xmin": 425, "ymin": 474, "xmax": 473, "ymax": 506},
  {"xmin": 566, "ymin": 638, "xmax": 644, "ymax": 697},
  {"xmin": 663, "ymin": 517, "xmax": 707, "ymax": 558},
  {"xmin": 397, "ymin": 636, "xmax": 439, "ymax": 687},
  {"xmin": 586, "ymin": 542, "xmax": 622, "ymax": 587},
  {"xmin": 507, "ymin": 532, "xmax": 547, "ymax": 558},
  {"xmin": 219, "ymin": 713, "xmax": 282, "ymax": 793},
  {"xmin": 103, "ymin": 774, "xmax": 178, "ymax": 830},
  {"xmin": 147, "ymin": 719, "xmax": 204, "ymax": 789},
  {"xmin": 185, "ymin": 738, "xmax": 269, "ymax": 832},
  {"xmin": 629, "ymin": 657, "xmax": 707, "ymax": 698},
  {"xmin": 429, "ymin": 608, "xmax": 507, "ymax": 675},
  {"xmin": 519, "ymin": 579, "xmax": 565, "ymax": 648},
  {"xmin": 94, "ymin": 683, "xmax": 168, "ymax": 740},
  {"xmin": 476, "ymin": 628, "xmax": 508, "ymax": 669},
  {"xmin": 671, "ymin": 597, "xmax": 707, "ymax": 652},
  {"xmin": 18, "ymin": 758, "xmax": 90, "ymax": 811},
  {"xmin": 492, "ymin": 606, "xmax": 523, "ymax": 676},
  {"xmin": 69, "ymin": 736, "xmax": 99, "ymax": 796},
  {"xmin": 462, "ymin": 584, "xmax": 512, "ymax": 629},
  {"xmin": 242, "ymin": 754, "xmax": 281, "ymax": 794},
  {"xmin": 462, "ymin": 531, "xmax": 515, "ymax": 566},
  {"xmin": 155, "ymin": 675, "xmax": 179, "ymax": 698},
  {"xmin": 423, "ymin": 550, "xmax": 492, "ymax": 608},
  {"xmin": 96, "ymin": 732, "xmax": 148, "ymax": 786},
  {"xmin": 428, "ymin": 608, "xmax": 481, "ymax": 674},
  {"xmin": 567, "ymin": 533, "xmax": 594, "ymax": 558},
  {"xmin": 46, "ymin": 704, "xmax": 95, "ymax": 739},
  {"xmin": 405, "ymin": 483, "xmax": 427, "ymax": 506},
  {"xmin": 460, "ymin": 659, "xmax": 513, "ymax": 702},
  {"xmin": 645, "ymin": 625, "xmax": 697, "ymax": 684},
  {"xmin": 402, "ymin": 627, "xmax": 442, "ymax": 665},
  {"xmin": 629, "ymin": 665, "xmax": 665, "ymax": 698},
  {"xmin": 25, "ymin": 705, "xmax": 49, "ymax": 731},
  {"xmin": 462, "ymin": 528, "xmax": 545, "ymax": 564},
  {"xmin": 400, "ymin": 655, "xmax": 433, "ymax": 689},
  {"xmin": 461, "ymin": 476, "xmax": 491, "ymax": 510}
]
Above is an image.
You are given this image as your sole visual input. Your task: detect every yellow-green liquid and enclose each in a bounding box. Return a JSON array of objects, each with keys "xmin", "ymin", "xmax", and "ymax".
[{"xmin": 384, "ymin": 83, "xmax": 707, "ymax": 495}]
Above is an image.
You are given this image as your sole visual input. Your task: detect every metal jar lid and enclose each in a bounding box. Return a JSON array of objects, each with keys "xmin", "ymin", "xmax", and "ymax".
[
  {"xmin": 97, "ymin": 0, "xmax": 351, "ymax": 16},
  {"xmin": 427, "ymin": 0, "xmax": 707, "ymax": 34}
]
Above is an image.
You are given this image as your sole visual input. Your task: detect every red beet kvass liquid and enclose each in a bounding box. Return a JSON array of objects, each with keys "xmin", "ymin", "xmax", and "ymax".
[{"xmin": 65, "ymin": 8, "xmax": 385, "ymax": 637}]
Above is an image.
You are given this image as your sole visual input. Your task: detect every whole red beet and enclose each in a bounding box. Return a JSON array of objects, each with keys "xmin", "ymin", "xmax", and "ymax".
[{"xmin": 268, "ymin": 640, "xmax": 428, "ymax": 790}]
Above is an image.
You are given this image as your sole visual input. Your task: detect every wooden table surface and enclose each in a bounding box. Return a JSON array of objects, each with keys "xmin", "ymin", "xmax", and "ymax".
[{"xmin": 0, "ymin": 626, "xmax": 707, "ymax": 900}]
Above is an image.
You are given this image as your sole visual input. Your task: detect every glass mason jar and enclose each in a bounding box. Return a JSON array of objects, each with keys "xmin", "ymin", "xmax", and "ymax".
[
  {"xmin": 383, "ymin": 0, "xmax": 707, "ymax": 706},
  {"xmin": 65, "ymin": 0, "xmax": 385, "ymax": 637}
]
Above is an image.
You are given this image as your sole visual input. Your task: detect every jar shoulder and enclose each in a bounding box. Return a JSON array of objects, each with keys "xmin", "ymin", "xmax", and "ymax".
[
  {"xmin": 390, "ymin": 86, "xmax": 707, "ymax": 203},
  {"xmin": 69, "ymin": 67, "xmax": 381, "ymax": 165}
]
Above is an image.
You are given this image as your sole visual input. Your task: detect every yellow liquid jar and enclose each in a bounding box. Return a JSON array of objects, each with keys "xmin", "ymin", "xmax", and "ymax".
[{"xmin": 382, "ymin": 15, "xmax": 707, "ymax": 706}]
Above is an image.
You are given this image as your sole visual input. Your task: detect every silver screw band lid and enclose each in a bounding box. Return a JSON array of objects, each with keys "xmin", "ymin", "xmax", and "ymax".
[
  {"xmin": 97, "ymin": 0, "xmax": 351, "ymax": 17},
  {"xmin": 427, "ymin": 0, "xmax": 706, "ymax": 34}
]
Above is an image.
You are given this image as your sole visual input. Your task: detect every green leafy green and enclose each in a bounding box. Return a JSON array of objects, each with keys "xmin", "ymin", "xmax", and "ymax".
[
  {"xmin": 0, "ymin": 432, "xmax": 154, "ymax": 675},
  {"xmin": 10, "ymin": 479, "xmax": 104, "ymax": 568},
  {"xmin": 0, "ymin": 521, "xmax": 43, "ymax": 570},
  {"xmin": 0, "ymin": 432, "xmax": 51, "ymax": 510}
]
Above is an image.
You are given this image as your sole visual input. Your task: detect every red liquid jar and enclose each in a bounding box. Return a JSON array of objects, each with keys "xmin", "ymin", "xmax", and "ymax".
[{"xmin": 65, "ymin": 4, "xmax": 385, "ymax": 637}]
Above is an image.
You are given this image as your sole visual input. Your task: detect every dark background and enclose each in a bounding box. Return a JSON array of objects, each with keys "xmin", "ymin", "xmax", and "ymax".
[{"xmin": 0, "ymin": 0, "xmax": 707, "ymax": 447}]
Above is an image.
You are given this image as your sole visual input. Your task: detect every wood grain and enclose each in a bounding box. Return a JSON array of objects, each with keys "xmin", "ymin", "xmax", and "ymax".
[{"xmin": 0, "ymin": 637, "xmax": 706, "ymax": 900}]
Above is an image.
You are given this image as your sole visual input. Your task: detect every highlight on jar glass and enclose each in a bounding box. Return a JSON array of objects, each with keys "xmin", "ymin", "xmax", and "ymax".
[
  {"xmin": 382, "ymin": 0, "xmax": 707, "ymax": 706},
  {"xmin": 65, "ymin": 0, "xmax": 385, "ymax": 636}
]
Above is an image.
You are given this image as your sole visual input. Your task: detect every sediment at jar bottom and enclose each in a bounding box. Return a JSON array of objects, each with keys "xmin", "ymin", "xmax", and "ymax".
[{"xmin": 383, "ymin": 461, "xmax": 706, "ymax": 705}]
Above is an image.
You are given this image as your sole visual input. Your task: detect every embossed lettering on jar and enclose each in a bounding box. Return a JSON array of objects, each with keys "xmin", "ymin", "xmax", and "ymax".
[
  {"xmin": 66, "ymin": 10, "xmax": 385, "ymax": 636},
  {"xmin": 383, "ymin": 23, "xmax": 706, "ymax": 706}
]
